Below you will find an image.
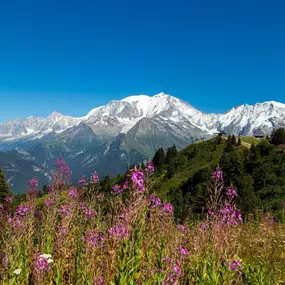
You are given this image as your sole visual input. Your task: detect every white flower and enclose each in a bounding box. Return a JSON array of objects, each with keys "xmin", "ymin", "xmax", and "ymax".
[
  {"xmin": 47, "ymin": 258, "xmax": 54, "ymax": 264},
  {"xmin": 39, "ymin": 254, "xmax": 52, "ymax": 260},
  {"xmin": 13, "ymin": 268, "xmax": 21, "ymax": 275}
]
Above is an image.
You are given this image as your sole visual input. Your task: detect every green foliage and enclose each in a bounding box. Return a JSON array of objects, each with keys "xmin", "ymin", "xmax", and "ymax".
[
  {"xmin": 271, "ymin": 127, "xmax": 285, "ymax": 145},
  {"xmin": 151, "ymin": 138, "xmax": 285, "ymax": 217},
  {"xmin": 0, "ymin": 168, "xmax": 11, "ymax": 202},
  {"xmin": 152, "ymin": 148, "xmax": 166, "ymax": 172}
]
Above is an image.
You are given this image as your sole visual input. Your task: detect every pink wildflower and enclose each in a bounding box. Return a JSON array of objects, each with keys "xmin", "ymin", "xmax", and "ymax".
[
  {"xmin": 90, "ymin": 172, "xmax": 99, "ymax": 183},
  {"xmin": 177, "ymin": 225, "xmax": 185, "ymax": 232},
  {"xmin": 145, "ymin": 160, "xmax": 155, "ymax": 173},
  {"xmin": 177, "ymin": 246, "xmax": 189, "ymax": 256},
  {"xmin": 226, "ymin": 187, "xmax": 238, "ymax": 199},
  {"xmin": 96, "ymin": 193, "xmax": 105, "ymax": 199},
  {"xmin": 44, "ymin": 197, "xmax": 55, "ymax": 207},
  {"xmin": 162, "ymin": 202, "xmax": 174, "ymax": 215},
  {"xmin": 111, "ymin": 185, "xmax": 123, "ymax": 195},
  {"xmin": 109, "ymin": 223, "xmax": 128, "ymax": 239},
  {"xmin": 211, "ymin": 168, "xmax": 223, "ymax": 181},
  {"xmin": 131, "ymin": 170, "xmax": 145, "ymax": 192},
  {"xmin": 78, "ymin": 176, "xmax": 86, "ymax": 185},
  {"xmin": 93, "ymin": 276, "xmax": 105, "ymax": 285},
  {"xmin": 68, "ymin": 187, "xmax": 78, "ymax": 198},
  {"xmin": 58, "ymin": 205, "xmax": 71, "ymax": 217},
  {"xmin": 28, "ymin": 177, "xmax": 38, "ymax": 188},
  {"xmin": 150, "ymin": 195, "xmax": 162, "ymax": 208}
]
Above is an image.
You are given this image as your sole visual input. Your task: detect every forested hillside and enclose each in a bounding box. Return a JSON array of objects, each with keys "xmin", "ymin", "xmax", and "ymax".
[{"xmin": 149, "ymin": 133, "xmax": 285, "ymax": 219}]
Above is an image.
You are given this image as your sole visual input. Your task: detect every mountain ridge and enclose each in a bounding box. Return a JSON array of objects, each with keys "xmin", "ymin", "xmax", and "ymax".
[
  {"xmin": 1, "ymin": 92, "xmax": 285, "ymax": 193},
  {"xmin": 1, "ymin": 93, "xmax": 285, "ymax": 143}
]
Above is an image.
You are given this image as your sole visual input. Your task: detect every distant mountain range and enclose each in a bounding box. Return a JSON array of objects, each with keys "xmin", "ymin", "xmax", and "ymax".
[{"xmin": 1, "ymin": 92, "xmax": 285, "ymax": 193}]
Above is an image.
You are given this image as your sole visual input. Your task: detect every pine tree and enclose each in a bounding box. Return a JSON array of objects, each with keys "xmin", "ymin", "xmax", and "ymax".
[
  {"xmin": 165, "ymin": 145, "xmax": 178, "ymax": 164},
  {"xmin": 271, "ymin": 128, "xmax": 285, "ymax": 146},
  {"xmin": 225, "ymin": 136, "xmax": 234, "ymax": 152},
  {"xmin": 231, "ymin": 135, "xmax": 236, "ymax": 145},
  {"xmin": 0, "ymin": 168, "xmax": 11, "ymax": 202},
  {"xmin": 42, "ymin": 184, "xmax": 49, "ymax": 195},
  {"xmin": 152, "ymin": 147, "xmax": 166, "ymax": 170},
  {"xmin": 140, "ymin": 162, "xmax": 146, "ymax": 169},
  {"xmin": 216, "ymin": 135, "xmax": 222, "ymax": 145}
]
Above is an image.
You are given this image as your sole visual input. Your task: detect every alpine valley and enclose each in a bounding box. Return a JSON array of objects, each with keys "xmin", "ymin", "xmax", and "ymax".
[{"xmin": 1, "ymin": 92, "xmax": 285, "ymax": 193}]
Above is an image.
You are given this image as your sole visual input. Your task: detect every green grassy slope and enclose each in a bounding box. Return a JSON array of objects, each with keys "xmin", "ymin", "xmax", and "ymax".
[{"xmin": 153, "ymin": 139, "xmax": 227, "ymax": 198}]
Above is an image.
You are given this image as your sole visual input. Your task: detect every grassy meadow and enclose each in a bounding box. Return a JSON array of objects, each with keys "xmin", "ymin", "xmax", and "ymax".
[{"xmin": 0, "ymin": 153, "xmax": 285, "ymax": 285}]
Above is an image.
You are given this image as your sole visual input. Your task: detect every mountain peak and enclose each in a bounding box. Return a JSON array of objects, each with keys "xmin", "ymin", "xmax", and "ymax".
[
  {"xmin": 48, "ymin": 111, "xmax": 63, "ymax": 118},
  {"xmin": 153, "ymin": 92, "xmax": 169, "ymax": 98}
]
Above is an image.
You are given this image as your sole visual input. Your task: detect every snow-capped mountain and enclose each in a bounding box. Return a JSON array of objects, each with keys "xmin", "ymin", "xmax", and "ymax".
[
  {"xmin": 1, "ymin": 92, "xmax": 285, "ymax": 193},
  {"xmin": 1, "ymin": 92, "xmax": 284, "ymax": 146}
]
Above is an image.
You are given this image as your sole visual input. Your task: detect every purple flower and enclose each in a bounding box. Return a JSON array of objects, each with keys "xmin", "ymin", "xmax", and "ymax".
[
  {"xmin": 28, "ymin": 177, "xmax": 38, "ymax": 188},
  {"xmin": 15, "ymin": 204, "xmax": 32, "ymax": 216},
  {"xmin": 172, "ymin": 262, "xmax": 182, "ymax": 276},
  {"xmin": 90, "ymin": 172, "xmax": 99, "ymax": 184},
  {"xmin": 84, "ymin": 230, "xmax": 105, "ymax": 248},
  {"xmin": 109, "ymin": 223, "xmax": 128, "ymax": 239},
  {"xmin": 150, "ymin": 195, "xmax": 162, "ymax": 208},
  {"xmin": 131, "ymin": 171, "xmax": 145, "ymax": 192},
  {"xmin": 68, "ymin": 187, "xmax": 78, "ymax": 198},
  {"xmin": 93, "ymin": 276, "xmax": 105, "ymax": 285},
  {"xmin": 226, "ymin": 187, "xmax": 238, "ymax": 199},
  {"xmin": 145, "ymin": 161, "xmax": 155, "ymax": 173},
  {"xmin": 111, "ymin": 185, "xmax": 123, "ymax": 195},
  {"xmin": 211, "ymin": 168, "xmax": 223, "ymax": 181},
  {"xmin": 56, "ymin": 157, "xmax": 72, "ymax": 177},
  {"xmin": 264, "ymin": 215, "xmax": 275, "ymax": 226},
  {"xmin": 118, "ymin": 209, "xmax": 131, "ymax": 222},
  {"xmin": 177, "ymin": 246, "xmax": 189, "ymax": 256},
  {"xmin": 162, "ymin": 261, "xmax": 181, "ymax": 284},
  {"xmin": 208, "ymin": 208, "xmax": 216, "ymax": 216},
  {"xmin": 8, "ymin": 216, "xmax": 24, "ymax": 229},
  {"xmin": 61, "ymin": 227, "xmax": 68, "ymax": 235},
  {"xmin": 44, "ymin": 197, "xmax": 55, "ymax": 207},
  {"xmin": 219, "ymin": 203, "xmax": 242, "ymax": 225},
  {"xmin": 58, "ymin": 205, "xmax": 71, "ymax": 217},
  {"xmin": 200, "ymin": 222, "xmax": 210, "ymax": 232},
  {"xmin": 80, "ymin": 202, "xmax": 87, "ymax": 211},
  {"xmin": 48, "ymin": 185, "xmax": 56, "ymax": 196},
  {"xmin": 0, "ymin": 204, "xmax": 3, "ymax": 210},
  {"xmin": 177, "ymin": 225, "xmax": 185, "ymax": 232},
  {"xmin": 78, "ymin": 176, "xmax": 86, "ymax": 186},
  {"xmin": 34, "ymin": 254, "xmax": 53, "ymax": 272},
  {"xmin": 84, "ymin": 209, "xmax": 95, "ymax": 221},
  {"xmin": 226, "ymin": 258, "xmax": 242, "ymax": 274},
  {"xmin": 96, "ymin": 193, "xmax": 105, "ymax": 199},
  {"xmin": 4, "ymin": 197, "xmax": 12, "ymax": 204},
  {"xmin": 161, "ymin": 202, "xmax": 174, "ymax": 215},
  {"xmin": 122, "ymin": 180, "xmax": 128, "ymax": 190}
]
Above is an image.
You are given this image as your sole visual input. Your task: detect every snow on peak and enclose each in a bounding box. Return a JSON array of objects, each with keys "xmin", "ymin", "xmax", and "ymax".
[
  {"xmin": 48, "ymin": 111, "xmax": 64, "ymax": 118},
  {"xmin": 0, "ymin": 93, "xmax": 285, "ymax": 141},
  {"xmin": 121, "ymin": 94, "xmax": 151, "ymax": 103}
]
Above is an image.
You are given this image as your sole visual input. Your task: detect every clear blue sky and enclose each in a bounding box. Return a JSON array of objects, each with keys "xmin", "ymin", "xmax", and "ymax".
[{"xmin": 0, "ymin": 0, "xmax": 285, "ymax": 122}]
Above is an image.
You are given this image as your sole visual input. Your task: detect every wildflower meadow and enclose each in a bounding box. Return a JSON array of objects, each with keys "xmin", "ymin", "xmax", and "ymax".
[{"xmin": 0, "ymin": 157, "xmax": 285, "ymax": 284}]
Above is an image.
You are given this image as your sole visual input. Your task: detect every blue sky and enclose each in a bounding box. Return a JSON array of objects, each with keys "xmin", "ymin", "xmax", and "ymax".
[{"xmin": 0, "ymin": 0, "xmax": 285, "ymax": 122}]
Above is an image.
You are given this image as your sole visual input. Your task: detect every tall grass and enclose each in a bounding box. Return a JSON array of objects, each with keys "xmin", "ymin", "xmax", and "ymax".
[{"xmin": 0, "ymin": 159, "xmax": 284, "ymax": 284}]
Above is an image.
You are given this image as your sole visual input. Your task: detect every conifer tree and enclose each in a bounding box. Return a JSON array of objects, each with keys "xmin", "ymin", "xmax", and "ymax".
[
  {"xmin": 42, "ymin": 184, "xmax": 49, "ymax": 195},
  {"xmin": 271, "ymin": 128, "xmax": 285, "ymax": 146},
  {"xmin": 165, "ymin": 145, "xmax": 178, "ymax": 164},
  {"xmin": 152, "ymin": 147, "xmax": 166, "ymax": 170},
  {"xmin": 0, "ymin": 168, "xmax": 11, "ymax": 202},
  {"xmin": 231, "ymin": 135, "xmax": 236, "ymax": 145}
]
